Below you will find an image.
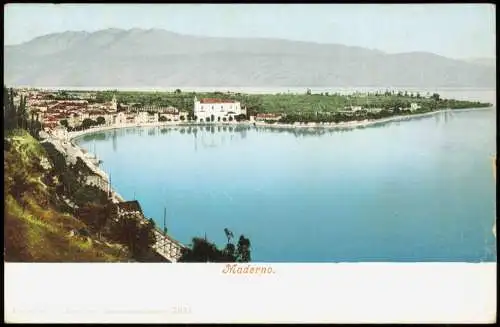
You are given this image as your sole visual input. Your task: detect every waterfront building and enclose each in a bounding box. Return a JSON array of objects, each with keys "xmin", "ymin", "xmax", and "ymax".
[
  {"xmin": 148, "ymin": 113, "xmax": 159, "ymax": 123},
  {"xmin": 138, "ymin": 105, "xmax": 178, "ymax": 114},
  {"xmin": 114, "ymin": 112, "xmax": 127, "ymax": 125},
  {"xmin": 193, "ymin": 96, "xmax": 246, "ymax": 123},
  {"xmin": 410, "ymin": 103, "xmax": 421, "ymax": 111},
  {"xmin": 135, "ymin": 112, "xmax": 149, "ymax": 124}
]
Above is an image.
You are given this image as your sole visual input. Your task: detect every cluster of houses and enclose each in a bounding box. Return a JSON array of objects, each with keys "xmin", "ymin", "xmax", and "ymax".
[
  {"xmin": 18, "ymin": 89, "xmax": 191, "ymax": 131},
  {"xmin": 18, "ymin": 89, "xmax": 116, "ymax": 130}
]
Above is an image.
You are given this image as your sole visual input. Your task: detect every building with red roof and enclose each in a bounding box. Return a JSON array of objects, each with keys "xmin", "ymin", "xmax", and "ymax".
[{"xmin": 193, "ymin": 96, "xmax": 246, "ymax": 123}]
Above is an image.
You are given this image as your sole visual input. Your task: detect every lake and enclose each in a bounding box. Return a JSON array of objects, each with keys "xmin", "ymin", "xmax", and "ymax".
[{"xmin": 75, "ymin": 108, "xmax": 497, "ymax": 262}]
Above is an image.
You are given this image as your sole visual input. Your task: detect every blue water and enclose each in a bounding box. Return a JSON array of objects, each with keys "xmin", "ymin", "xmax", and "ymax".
[{"xmin": 76, "ymin": 109, "xmax": 497, "ymax": 262}]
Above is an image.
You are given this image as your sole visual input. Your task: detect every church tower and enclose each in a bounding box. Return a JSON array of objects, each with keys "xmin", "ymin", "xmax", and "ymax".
[{"xmin": 111, "ymin": 95, "xmax": 118, "ymax": 111}]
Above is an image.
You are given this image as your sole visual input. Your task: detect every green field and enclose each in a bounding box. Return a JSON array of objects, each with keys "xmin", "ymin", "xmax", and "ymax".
[{"xmin": 62, "ymin": 89, "xmax": 491, "ymax": 116}]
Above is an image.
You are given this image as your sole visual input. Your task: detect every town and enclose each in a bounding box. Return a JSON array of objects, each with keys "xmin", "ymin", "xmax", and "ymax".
[
  {"xmin": 9, "ymin": 87, "xmax": 492, "ymax": 142},
  {"xmin": 12, "ymin": 88, "xmax": 431, "ymax": 135},
  {"xmin": 10, "ymin": 88, "xmax": 284, "ymax": 138}
]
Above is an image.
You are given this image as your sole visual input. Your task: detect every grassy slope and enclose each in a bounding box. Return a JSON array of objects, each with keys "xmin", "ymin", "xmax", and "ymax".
[{"xmin": 4, "ymin": 129, "xmax": 130, "ymax": 262}]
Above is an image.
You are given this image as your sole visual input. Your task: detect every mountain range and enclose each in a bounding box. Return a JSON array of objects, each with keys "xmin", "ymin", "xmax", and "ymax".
[{"xmin": 4, "ymin": 28, "xmax": 496, "ymax": 88}]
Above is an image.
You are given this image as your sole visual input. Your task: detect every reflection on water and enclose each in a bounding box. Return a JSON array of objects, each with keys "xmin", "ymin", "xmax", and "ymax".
[
  {"xmin": 78, "ymin": 125, "xmax": 258, "ymax": 152},
  {"xmin": 112, "ymin": 130, "xmax": 117, "ymax": 152},
  {"xmin": 76, "ymin": 109, "xmax": 487, "ymax": 154}
]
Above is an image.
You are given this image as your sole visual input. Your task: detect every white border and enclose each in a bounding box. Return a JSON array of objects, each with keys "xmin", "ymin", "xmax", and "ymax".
[{"xmin": 4, "ymin": 263, "xmax": 497, "ymax": 323}]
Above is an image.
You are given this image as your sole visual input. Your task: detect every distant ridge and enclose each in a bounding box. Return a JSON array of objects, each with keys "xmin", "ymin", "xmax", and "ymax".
[{"xmin": 4, "ymin": 28, "xmax": 495, "ymax": 88}]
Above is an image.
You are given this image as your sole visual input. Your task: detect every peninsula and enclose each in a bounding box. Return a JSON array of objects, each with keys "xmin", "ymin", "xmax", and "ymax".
[{"xmin": 10, "ymin": 87, "xmax": 493, "ymax": 137}]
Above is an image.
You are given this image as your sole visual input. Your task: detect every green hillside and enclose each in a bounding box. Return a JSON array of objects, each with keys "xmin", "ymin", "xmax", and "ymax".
[{"xmin": 4, "ymin": 129, "xmax": 131, "ymax": 262}]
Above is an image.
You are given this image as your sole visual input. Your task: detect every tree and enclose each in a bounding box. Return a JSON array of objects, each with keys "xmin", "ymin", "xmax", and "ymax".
[
  {"xmin": 28, "ymin": 111, "xmax": 37, "ymax": 135},
  {"xmin": 96, "ymin": 116, "xmax": 106, "ymax": 125},
  {"xmin": 178, "ymin": 229, "xmax": 251, "ymax": 263},
  {"xmin": 228, "ymin": 116, "xmax": 234, "ymax": 122},
  {"xmin": 178, "ymin": 237, "xmax": 229, "ymax": 262},
  {"xmin": 159, "ymin": 116, "xmax": 167, "ymax": 122},
  {"xmin": 60, "ymin": 119, "xmax": 69, "ymax": 128},
  {"xmin": 3, "ymin": 86, "xmax": 17, "ymax": 130},
  {"xmin": 234, "ymin": 114, "xmax": 246, "ymax": 122},
  {"xmin": 180, "ymin": 115, "xmax": 185, "ymax": 121},
  {"xmin": 223, "ymin": 242, "xmax": 236, "ymax": 259},
  {"xmin": 175, "ymin": 89, "xmax": 182, "ymax": 94},
  {"xmin": 17, "ymin": 95, "xmax": 28, "ymax": 130},
  {"xmin": 224, "ymin": 228, "xmax": 234, "ymax": 244},
  {"xmin": 81, "ymin": 118, "xmax": 96, "ymax": 129},
  {"xmin": 236, "ymin": 235, "xmax": 251, "ymax": 262},
  {"xmin": 431, "ymin": 93, "xmax": 441, "ymax": 101},
  {"xmin": 210, "ymin": 114, "xmax": 215, "ymax": 122},
  {"xmin": 306, "ymin": 88, "xmax": 312, "ymax": 95},
  {"xmin": 222, "ymin": 117, "xmax": 227, "ymax": 122}
]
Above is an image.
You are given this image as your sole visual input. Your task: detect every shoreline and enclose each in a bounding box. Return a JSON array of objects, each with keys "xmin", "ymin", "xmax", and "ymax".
[
  {"xmin": 45, "ymin": 134, "xmax": 126, "ymax": 204},
  {"xmin": 63, "ymin": 106, "xmax": 493, "ymax": 206},
  {"xmin": 252, "ymin": 107, "xmax": 494, "ymax": 130},
  {"xmin": 67, "ymin": 106, "xmax": 494, "ymax": 142},
  {"xmin": 59, "ymin": 105, "xmax": 496, "ymax": 251}
]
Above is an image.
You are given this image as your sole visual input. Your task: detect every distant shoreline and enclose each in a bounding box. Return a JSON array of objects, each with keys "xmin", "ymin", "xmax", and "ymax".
[{"xmin": 13, "ymin": 85, "xmax": 497, "ymax": 94}]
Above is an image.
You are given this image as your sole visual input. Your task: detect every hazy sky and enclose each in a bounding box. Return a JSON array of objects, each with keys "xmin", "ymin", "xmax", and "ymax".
[{"xmin": 4, "ymin": 4, "xmax": 496, "ymax": 59}]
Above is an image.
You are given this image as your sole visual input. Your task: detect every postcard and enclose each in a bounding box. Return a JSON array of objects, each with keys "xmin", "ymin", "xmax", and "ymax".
[{"xmin": 4, "ymin": 3, "xmax": 496, "ymax": 324}]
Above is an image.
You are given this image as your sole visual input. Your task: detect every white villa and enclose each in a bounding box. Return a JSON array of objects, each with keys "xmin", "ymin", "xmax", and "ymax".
[
  {"xmin": 410, "ymin": 103, "xmax": 421, "ymax": 111},
  {"xmin": 193, "ymin": 96, "xmax": 246, "ymax": 123}
]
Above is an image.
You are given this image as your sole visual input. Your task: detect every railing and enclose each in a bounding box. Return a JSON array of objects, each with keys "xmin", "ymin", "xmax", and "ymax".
[{"xmin": 152, "ymin": 229, "xmax": 184, "ymax": 262}]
